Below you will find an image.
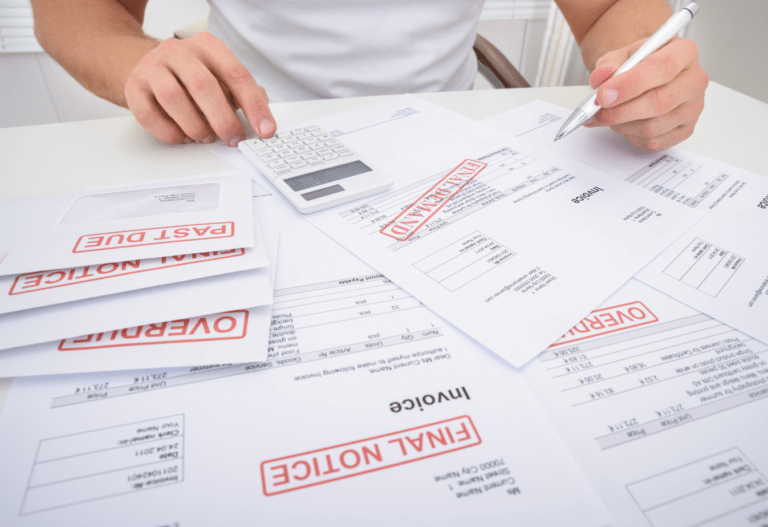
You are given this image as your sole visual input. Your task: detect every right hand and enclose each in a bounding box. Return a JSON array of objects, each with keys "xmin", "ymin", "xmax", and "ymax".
[{"xmin": 124, "ymin": 32, "xmax": 276, "ymax": 146}]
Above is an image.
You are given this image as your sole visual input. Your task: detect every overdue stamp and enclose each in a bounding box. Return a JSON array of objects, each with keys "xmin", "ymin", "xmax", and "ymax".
[
  {"xmin": 58, "ymin": 310, "xmax": 249, "ymax": 351},
  {"xmin": 379, "ymin": 160, "xmax": 487, "ymax": 241},
  {"xmin": 550, "ymin": 301, "xmax": 659, "ymax": 347},
  {"xmin": 261, "ymin": 416, "xmax": 481, "ymax": 496}
]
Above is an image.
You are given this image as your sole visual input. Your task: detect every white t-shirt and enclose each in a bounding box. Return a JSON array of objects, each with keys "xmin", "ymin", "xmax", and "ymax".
[{"xmin": 207, "ymin": 0, "xmax": 484, "ymax": 102}]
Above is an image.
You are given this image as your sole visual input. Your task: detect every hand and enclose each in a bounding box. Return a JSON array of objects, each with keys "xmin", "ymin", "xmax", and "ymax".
[
  {"xmin": 124, "ymin": 32, "xmax": 276, "ymax": 146},
  {"xmin": 584, "ymin": 37, "xmax": 708, "ymax": 151}
]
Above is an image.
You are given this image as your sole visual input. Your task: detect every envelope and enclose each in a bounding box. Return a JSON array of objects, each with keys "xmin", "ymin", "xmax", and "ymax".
[
  {"xmin": 0, "ymin": 306, "xmax": 273, "ymax": 376},
  {"xmin": 0, "ymin": 217, "xmax": 278, "ymax": 351},
  {"xmin": 0, "ymin": 205, "xmax": 269, "ymax": 314},
  {"xmin": 0, "ymin": 172, "xmax": 254, "ymax": 276}
]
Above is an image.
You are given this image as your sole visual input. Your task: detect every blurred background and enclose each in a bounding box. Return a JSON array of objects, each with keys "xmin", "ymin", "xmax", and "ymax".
[{"xmin": 1, "ymin": 0, "xmax": 766, "ymax": 128}]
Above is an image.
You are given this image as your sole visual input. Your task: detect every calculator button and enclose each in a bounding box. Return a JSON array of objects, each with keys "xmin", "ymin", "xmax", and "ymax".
[
  {"xmin": 330, "ymin": 145, "xmax": 347, "ymax": 152},
  {"xmin": 314, "ymin": 147, "xmax": 332, "ymax": 156},
  {"xmin": 300, "ymin": 153, "xmax": 316, "ymax": 160},
  {"xmin": 285, "ymin": 140, "xmax": 302, "ymax": 148},
  {"xmin": 315, "ymin": 134, "xmax": 330, "ymax": 141},
  {"xmin": 306, "ymin": 157, "xmax": 324, "ymax": 165},
  {"xmin": 268, "ymin": 159, "xmax": 287, "ymax": 168},
  {"xmin": 324, "ymin": 140, "xmax": 341, "ymax": 147},
  {"xmin": 282, "ymin": 154, "xmax": 301, "ymax": 164},
  {"xmin": 309, "ymin": 143, "xmax": 326, "ymax": 151},
  {"xmin": 290, "ymin": 127, "xmax": 308, "ymax": 135},
  {"xmin": 249, "ymin": 140, "xmax": 270, "ymax": 151},
  {"xmin": 274, "ymin": 165, "xmax": 291, "ymax": 175},
  {"xmin": 260, "ymin": 152, "xmax": 279, "ymax": 162},
  {"xmin": 295, "ymin": 132, "xmax": 311, "ymax": 139},
  {"xmin": 294, "ymin": 145, "xmax": 310, "ymax": 154},
  {"xmin": 303, "ymin": 137, "xmax": 319, "ymax": 145},
  {"xmin": 337, "ymin": 149, "xmax": 354, "ymax": 157},
  {"xmin": 278, "ymin": 150, "xmax": 296, "ymax": 159},
  {"xmin": 323, "ymin": 153, "xmax": 339, "ymax": 161},
  {"xmin": 291, "ymin": 161, "xmax": 308, "ymax": 169}
]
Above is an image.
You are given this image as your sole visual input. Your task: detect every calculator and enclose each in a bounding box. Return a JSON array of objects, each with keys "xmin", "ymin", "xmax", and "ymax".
[{"xmin": 238, "ymin": 125, "xmax": 394, "ymax": 213}]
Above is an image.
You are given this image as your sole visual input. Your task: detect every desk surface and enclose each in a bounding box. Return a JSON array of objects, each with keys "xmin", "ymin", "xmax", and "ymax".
[
  {"xmin": 0, "ymin": 82, "xmax": 766, "ymax": 411},
  {"xmin": 1, "ymin": 82, "xmax": 766, "ymax": 202}
]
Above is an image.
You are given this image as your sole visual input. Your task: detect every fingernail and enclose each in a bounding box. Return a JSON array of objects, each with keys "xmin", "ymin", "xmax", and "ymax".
[
  {"xmin": 583, "ymin": 118, "xmax": 595, "ymax": 126},
  {"xmin": 259, "ymin": 119, "xmax": 275, "ymax": 137},
  {"xmin": 229, "ymin": 134, "xmax": 245, "ymax": 148},
  {"xmin": 183, "ymin": 136, "xmax": 194, "ymax": 144},
  {"xmin": 201, "ymin": 134, "xmax": 216, "ymax": 144},
  {"xmin": 602, "ymin": 89, "xmax": 618, "ymax": 106}
]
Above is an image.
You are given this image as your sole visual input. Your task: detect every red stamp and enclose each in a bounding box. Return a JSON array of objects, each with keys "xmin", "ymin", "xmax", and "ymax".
[
  {"xmin": 261, "ymin": 415, "xmax": 481, "ymax": 496},
  {"xmin": 58, "ymin": 310, "xmax": 248, "ymax": 351},
  {"xmin": 9, "ymin": 249, "xmax": 244, "ymax": 295},
  {"xmin": 550, "ymin": 301, "xmax": 659, "ymax": 347},
  {"xmin": 379, "ymin": 160, "xmax": 487, "ymax": 241},
  {"xmin": 72, "ymin": 222, "xmax": 235, "ymax": 253}
]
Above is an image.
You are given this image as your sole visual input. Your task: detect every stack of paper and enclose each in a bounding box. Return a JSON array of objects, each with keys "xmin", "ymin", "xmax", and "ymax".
[
  {"xmin": 1, "ymin": 95, "xmax": 766, "ymax": 527},
  {"xmin": 0, "ymin": 172, "xmax": 277, "ymax": 375}
]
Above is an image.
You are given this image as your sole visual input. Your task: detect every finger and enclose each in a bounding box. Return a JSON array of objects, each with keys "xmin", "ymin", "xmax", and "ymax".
[
  {"xmin": 188, "ymin": 33, "xmax": 277, "ymax": 139},
  {"xmin": 606, "ymin": 97, "xmax": 704, "ymax": 140},
  {"xmin": 597, "ymin": 38, "xmax": 698, "ymax": 108},
  {"xmin": 125, "ymin": 78, "xmax": 189, "ymax": 145},
  {"xmin": 172, "ymin": 60, "xmax": 246, "ymax": 147},
  {"xmin": 624, "ymin": 121, "xmax": 695, "ymax": 151},
  {"xmin": 152, "ymin": 38, "xmax": 246, "ymax": 147},
  {"xmin": 149, "ymin": 69, "xmax": 216, "ymax": 144},
  {"xmin": 589, "ymin": 39, "xmax": 645, "ymax": 89},
  {"xmin": 587, "ymin": 65, "xmax": 705, "ymax": 128}
]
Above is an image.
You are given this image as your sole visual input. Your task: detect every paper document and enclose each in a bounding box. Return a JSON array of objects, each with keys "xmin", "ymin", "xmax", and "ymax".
[
  {"xmin": 0, "ymin": 172, "xmax": 254, "ymax": 276},
  {"xmin": 637, "ymin": 189, "xmax": 768, "ymax": 344},
  {"xmin": 484, "ymin": 99, "xmax": 768, "ymax": 212},
  {"xmin": 0, "ymin": 198, "xmax": 276, "ymax": 351},
  {"xmin": 0, "ymin": 191, "xmax": 610, "ymax": 526},
  {"xmin": 521, "ymin": 278, "xmax": 768, "ymax": 527},
  {"xmin": 226, "ymin": 95, "xmax": 702, "ymax": 366},
  {"xmin": 486, "ymin": 100, "xmax": 768, "ymax": 346}
]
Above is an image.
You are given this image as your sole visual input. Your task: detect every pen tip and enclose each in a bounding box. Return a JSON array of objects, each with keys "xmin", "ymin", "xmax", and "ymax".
[{"xmin": 553, "ymin": 136, "xmax": 559, "ymax": 142}]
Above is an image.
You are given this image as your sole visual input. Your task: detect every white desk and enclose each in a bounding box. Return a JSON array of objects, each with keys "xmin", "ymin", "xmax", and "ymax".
[
  {"xmin": 0, "ymin": 82, "xmax": 766, "ymax": 410},
  {"xmin": 2, "ymin": 82, "xmax": 766, "ymax": 202}
]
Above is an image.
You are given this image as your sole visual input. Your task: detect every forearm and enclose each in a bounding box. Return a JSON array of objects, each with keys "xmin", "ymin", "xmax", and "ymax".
[
  {"xmin": 555, "ymin": 0, "xmax": 672, "ymax": 71},
  {"xmin": 30, "ymin": 0, "xmax": 159, "ymax": 107}
]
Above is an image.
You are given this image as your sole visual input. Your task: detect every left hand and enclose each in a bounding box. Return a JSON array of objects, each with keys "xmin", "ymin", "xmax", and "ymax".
[{"xmin": 584, "ymin": 37, "xmax": 709, "ymax": 151}]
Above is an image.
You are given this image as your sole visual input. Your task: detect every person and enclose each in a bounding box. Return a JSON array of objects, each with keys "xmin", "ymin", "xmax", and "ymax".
[{"xmin": 30, "ymin": 0, "xmax": 708, "ymax": 152}]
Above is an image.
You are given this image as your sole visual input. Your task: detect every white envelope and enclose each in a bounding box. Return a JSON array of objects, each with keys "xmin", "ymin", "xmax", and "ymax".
[
  {"xmin": 0, "ymin": 235, "xmax": 277, "ymax": 376},
  {"xmin": 0, "ymin": 306, "xmax": 273, "ymax": 376},
  {"xmin": 0, "ymin": 215, "xmax": 269, "ymax": 315},
  {"xmin": 0, "ymin": 202, "xmax": 277, "ymax": 351},
  {"xmin": 0, "ymin": 172, "xmax": 254, "ymax": 276}
]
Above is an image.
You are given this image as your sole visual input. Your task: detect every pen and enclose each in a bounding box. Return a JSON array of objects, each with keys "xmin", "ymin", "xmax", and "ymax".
[{"xmin": 554, "ymin": 2, "xmax": 700, "ymax": 142}]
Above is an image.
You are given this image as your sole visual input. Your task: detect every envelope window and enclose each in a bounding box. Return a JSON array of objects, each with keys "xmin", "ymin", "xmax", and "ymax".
[{"xmin": 60, "ymin": 184, "xmax": 220, "ymax": 225}]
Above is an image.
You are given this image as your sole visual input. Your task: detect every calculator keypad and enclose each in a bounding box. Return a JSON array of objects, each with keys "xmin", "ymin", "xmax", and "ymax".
[{"xmin": 244, "ymin": 126, "xmax": 353, "ymax": 175}]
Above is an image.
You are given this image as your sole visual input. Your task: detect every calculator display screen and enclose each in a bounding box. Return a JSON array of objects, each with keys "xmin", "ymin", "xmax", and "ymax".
[{"xmin": 283, "ymin": 161, "xmax": 372, "ymax": 192}]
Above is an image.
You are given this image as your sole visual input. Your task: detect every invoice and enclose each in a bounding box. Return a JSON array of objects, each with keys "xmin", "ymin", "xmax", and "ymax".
[{"xmin": 521, "ymin": 278, "xmax": 768, "ymax": 527}]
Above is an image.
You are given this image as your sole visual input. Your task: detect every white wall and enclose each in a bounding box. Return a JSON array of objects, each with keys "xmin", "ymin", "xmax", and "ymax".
[{"xmin": 685, "ymin": 0, "xmax": 768, "ymax": 104}]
